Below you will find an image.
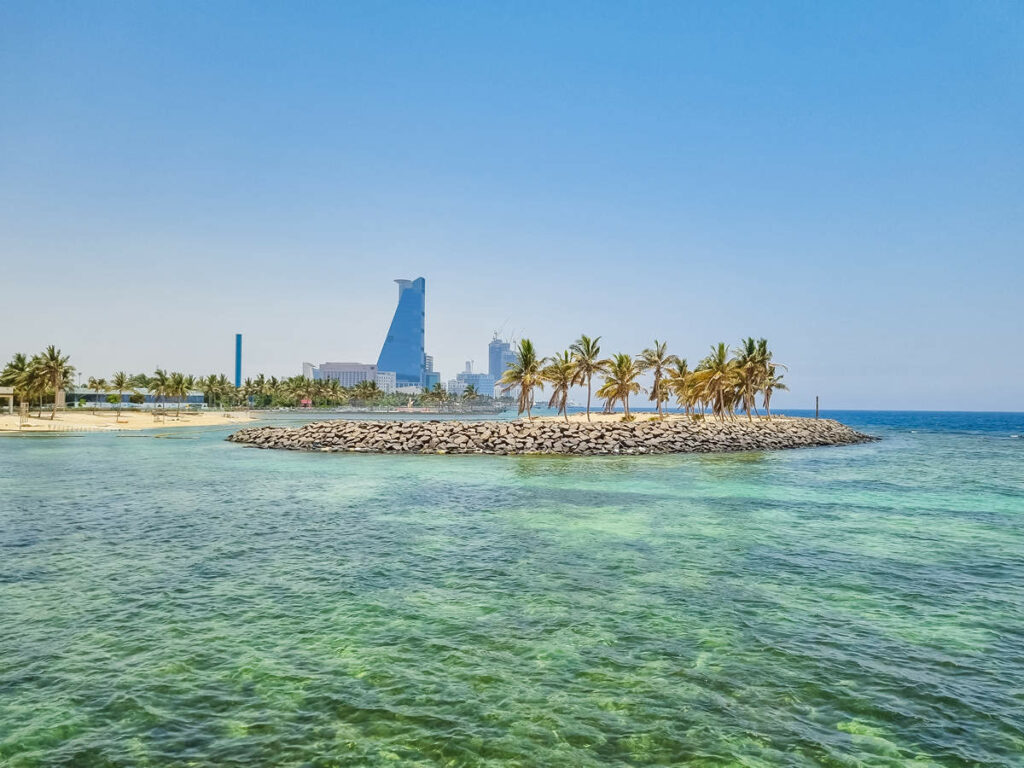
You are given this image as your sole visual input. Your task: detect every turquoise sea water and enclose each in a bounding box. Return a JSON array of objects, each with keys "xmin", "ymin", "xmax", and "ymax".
[{"xmin": 1, "ymin": 411, "xmax": 1022, "ymax": 767}]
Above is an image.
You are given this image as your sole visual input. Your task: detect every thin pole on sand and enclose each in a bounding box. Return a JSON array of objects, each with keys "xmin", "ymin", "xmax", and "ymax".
[{"xmin": 815, "ymin": 396, "xmax": 819, "ymax": 420}]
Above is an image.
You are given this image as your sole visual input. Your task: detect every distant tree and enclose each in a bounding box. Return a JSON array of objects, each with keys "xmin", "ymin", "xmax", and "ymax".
[
  {"xmin": 428, "ymin": 382, "xmax": 448, "ymax": 409},
  {"xmin": 352, "ymin": 379, "xmax": 381, "ymax": 404},
  {"xmin": 168, "ymin": 372, "xmax": 187, "ymax": 417},
  {"xmin": 37, "ymin": 346, "xmax": 74, "ymax": 419},
  {"xmin": 0, "ymin": 353, "xmax": 31, "ymax": 406},
  {"xmin": 150, "ymin": 369, "xmax": 170, "ymax": 411},
  {"xmin": 110, "ymin": 371, "xmax": 134, "ymax": 421},
  {"xmin": 87, "ymin": 376, "xmax": 108, "ymax": 414}
]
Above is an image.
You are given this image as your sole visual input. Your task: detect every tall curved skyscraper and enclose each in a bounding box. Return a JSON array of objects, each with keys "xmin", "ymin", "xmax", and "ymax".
[{"xmin": 376, "ymin": 277, "xmax": 425, "ymax": 388}]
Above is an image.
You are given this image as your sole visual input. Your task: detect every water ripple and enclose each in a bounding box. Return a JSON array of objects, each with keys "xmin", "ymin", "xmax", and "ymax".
[{"xmin": 1, "ymin": 414, "xmax": 1023, "ymax": 765}]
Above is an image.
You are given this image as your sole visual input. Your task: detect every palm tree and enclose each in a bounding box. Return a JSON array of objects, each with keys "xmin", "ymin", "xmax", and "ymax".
[
  {"xmin": 86, "ymin": 376, "xmax": 108, "ymax": 414},
  {"xmin": 36, "ymin": 348, "xmax": 74, "ymax": 421},
  {"xmin": 756, "ymin": 339, "xmax": 786, "ymax": 417},
  {"xmin": 200, "ymin": 374, "xmax": 219, "ymax": 408},
  {"xmin": 168, "ymin": 372, "xmax": 187, "ymax": 417},
  {"xmin": 596, "ymin": 353, "xmax": 644, "ymax": 420},
  {"xmin": 570, "ymin": 334, "xmax": 605, "ymax": 422},
  {"xmin": 353, "ymin": 379, "xmax": 381, "ymax": 404},
  {"xmin": 246, "ymin": 372, "xmax": 264, "ymax": 409},
  {"xmin": 0, "ymin": 353, "xmax": 31, "ymax": 409},
  {"xmin": 183, "ymin": 375, "xmax": 197, "ymax": 414},
  {"xmin": 636, "ymin": 340, "xmax": 678, "ymax": 420},
  {"xmin": 462, "ymin": 384, "xmax": 479, "ymax": 402},
  {"xmin": 762, "ymin": 365, "xmax": 788, "ymax": 419},
  {"xmin": 733, "ymin": 337, "xmax": 764, "ymax": 421},
  {"xmin": 238, "ymin": 376, "xmax": 254, "ymax": 406},
  {"xmin": 326, "ymin": 378, "xmax": 344, "ymax": 407},
  {"xmin": 691, "ymin": 343, "xmax": 740, "ymax": 421},
  {"xmin": 666, "ymin": 358, "xmax": 695, "ymax": 417},
  {"xmin": 500, "ymin": 338, "xmax": 544, "ymax": 419},
  {"xmin": 541, "ymin": 351, "xmax": 576, "ymax": 422},
  {"xmin": 150, "ymin": 369, "xmax": 170, "ymax": 412},
  {"xmin": 37, "ymin": 346, "xmax": 74, "ymax": 419},
  {"xmin": 216, "ymin": 374, "xmax": 233, "ymax": 407},
  {"xmin": 430, "ymin": 382, "xmax": 450, "ymax": 409},
  {"xmin": 110, "ymin": 371, "xmax": 134, "ymax": 421},
  {"xmin": 24, "ymin": 356, "xmax": 50, "ymax": 417}
]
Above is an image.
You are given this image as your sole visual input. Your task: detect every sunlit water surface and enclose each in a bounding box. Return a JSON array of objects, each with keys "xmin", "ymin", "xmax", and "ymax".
[{"xmin": 1, "ymin": 411, "xmax": 1022, "ymax": 766}]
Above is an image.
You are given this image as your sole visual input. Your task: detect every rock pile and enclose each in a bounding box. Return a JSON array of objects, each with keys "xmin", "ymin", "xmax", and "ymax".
[{"xmin": 227, "ymin": 417, "xmax": 876, "ymax": 455}]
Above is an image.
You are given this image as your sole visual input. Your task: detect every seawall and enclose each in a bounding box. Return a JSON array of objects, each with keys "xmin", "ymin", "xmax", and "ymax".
[{"xmin": 226, "ymin": 417, "xmax": 876, "ymax": 455}]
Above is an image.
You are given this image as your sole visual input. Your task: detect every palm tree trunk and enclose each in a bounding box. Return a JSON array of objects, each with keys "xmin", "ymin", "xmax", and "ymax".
[{"xmin": 586, "ymin": 376, "xmax": 592, "ymax": 422}]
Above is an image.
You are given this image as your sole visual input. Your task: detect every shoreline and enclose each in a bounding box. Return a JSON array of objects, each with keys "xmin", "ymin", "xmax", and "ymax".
[
  {"xmin": 0, "ymin": 410, "xmax": 255, "ymax": 433},
  {"xmin": 227, "ymin": 416, "xmax": 876, "ymax": 455}
]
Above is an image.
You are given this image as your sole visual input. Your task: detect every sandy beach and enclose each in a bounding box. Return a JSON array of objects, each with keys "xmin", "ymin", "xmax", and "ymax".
[{"xmin": 0, "ymin": 409, "xmax": 256, "ymax": 432}]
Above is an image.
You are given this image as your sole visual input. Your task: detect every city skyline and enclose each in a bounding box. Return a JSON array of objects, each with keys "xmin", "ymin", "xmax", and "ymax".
[{"xmin": 1, "ymin": 3, "xmax": 1021, "ymax": 410}]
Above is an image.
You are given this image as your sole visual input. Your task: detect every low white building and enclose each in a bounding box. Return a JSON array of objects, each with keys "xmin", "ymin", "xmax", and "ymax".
[
  {"xmin": 303, "ymin": 362, "xmax": 397, "ymax": 393},
  {"xmin": 375, "ymin": 371, "xmax": 397, "ymax": 393}
]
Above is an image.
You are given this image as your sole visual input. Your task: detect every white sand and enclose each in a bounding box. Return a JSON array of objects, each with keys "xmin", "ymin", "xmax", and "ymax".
[{"xmin": 0, "ymin": 409, "xmax": 255, "ymax": 432}]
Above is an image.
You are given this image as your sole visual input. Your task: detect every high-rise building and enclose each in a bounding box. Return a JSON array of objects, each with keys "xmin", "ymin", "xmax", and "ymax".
[
  {"xmin": 488, "ymin": 333, "xmax": 516, "ymax": 379},
  {"xmin": 377, "ymin": 277, "xmax": 426, "ymax": 388},
  {"xmin": 447, "ymin": 360, "xmax": 495, "ymax": 398},
  {"xmin": 422, "ymin": 353, "xmax": 441, "ymax": 390}
]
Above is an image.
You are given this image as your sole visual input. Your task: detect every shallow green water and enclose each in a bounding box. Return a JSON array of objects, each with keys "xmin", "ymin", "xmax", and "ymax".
[{"xmin": 1, "ymin": 413, "xmax": 1022, "ymax": 766}]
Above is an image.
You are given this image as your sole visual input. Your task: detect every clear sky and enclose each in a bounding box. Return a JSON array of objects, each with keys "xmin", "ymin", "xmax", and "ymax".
[{"xmin": 1, "ymin": 1, "xmax": 1021, "ymax": 409}]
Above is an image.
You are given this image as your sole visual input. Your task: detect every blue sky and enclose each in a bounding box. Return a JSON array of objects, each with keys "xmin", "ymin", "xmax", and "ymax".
[{"xmin": 1, "ymin": 1, "xmax": 1021, "ymax": 409}]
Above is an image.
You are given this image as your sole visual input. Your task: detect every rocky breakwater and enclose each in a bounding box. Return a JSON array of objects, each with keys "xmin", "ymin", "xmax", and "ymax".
[{"xmin": 226, "ymin": 417, "xmax": 876, "ymax": 455}]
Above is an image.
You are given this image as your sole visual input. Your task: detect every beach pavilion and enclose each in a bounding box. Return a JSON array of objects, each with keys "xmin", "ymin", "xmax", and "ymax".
[{"xmin": 0, "ymin": 386, "xmax": 13, "ymax": 414}]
